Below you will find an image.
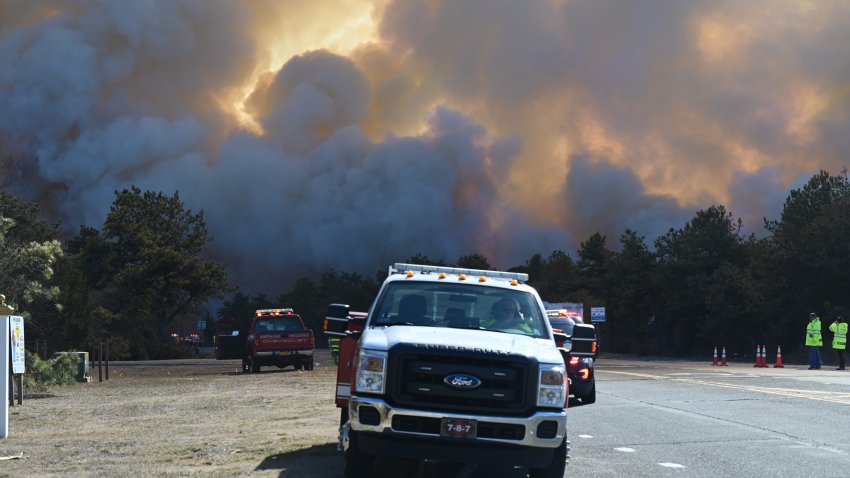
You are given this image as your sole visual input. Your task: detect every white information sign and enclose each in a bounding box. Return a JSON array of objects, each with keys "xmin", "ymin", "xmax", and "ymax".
[
  {"xmin": 2, "ymin": 315, "xmax": 9, "ymax": 438},
  {"xmin": 9, "ymin": 316, "xmax": 24, "ymax": 374},
  {"xmin": 590, "ymin": 307, "xmax": 606, "ymax": 323}
]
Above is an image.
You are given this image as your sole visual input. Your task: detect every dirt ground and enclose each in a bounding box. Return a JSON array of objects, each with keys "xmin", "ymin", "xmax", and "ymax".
[{"xmin": 1, "ymin": 350, "xmax": 359, "ymax": 477}]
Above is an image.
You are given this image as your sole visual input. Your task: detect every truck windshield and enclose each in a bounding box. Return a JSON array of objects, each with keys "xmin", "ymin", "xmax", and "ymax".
[
  {"xmin": 255, "ymin": 316, "xmax": 303, "ymax": 332},
  {"xmin": 371, "ymin": 281, "xmax": 548, "ymax": 338}
]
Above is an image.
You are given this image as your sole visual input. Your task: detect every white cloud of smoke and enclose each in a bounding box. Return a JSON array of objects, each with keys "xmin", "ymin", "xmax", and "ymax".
[{"xmin": 1, "ymin": 0, "xmax": 848, "ymax": 293}]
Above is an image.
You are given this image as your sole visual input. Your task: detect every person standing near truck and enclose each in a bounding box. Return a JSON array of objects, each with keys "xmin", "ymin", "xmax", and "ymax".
[
  {"xmin": 829, "ymin": 316, "xmax": 847, "ymax": 370},
  {"xmin": 806, "ymin": 313, "xmax": 823, "ymax": 370}
]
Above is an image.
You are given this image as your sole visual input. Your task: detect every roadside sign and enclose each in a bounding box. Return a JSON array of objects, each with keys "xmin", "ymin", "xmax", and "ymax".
[
  {"xmin": 10, "ymin": 316, "xmax": 24, "ymax": 374},
  {"xmin": 197, "ymin": 320, "xmax": 206, "ymax": 331},
  {"xmin": 591, "ymin": 307, "xmax": 606, "ymax": 323},
  {"xmin": 2, "ymin": 315, "xmax": 8, "ymax": 438}
]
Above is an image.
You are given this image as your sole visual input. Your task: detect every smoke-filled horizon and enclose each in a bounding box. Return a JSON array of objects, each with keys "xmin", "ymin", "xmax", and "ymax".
[{"xmin": 1, "ymin": 0, "xmax": 848, "ymax": 294}]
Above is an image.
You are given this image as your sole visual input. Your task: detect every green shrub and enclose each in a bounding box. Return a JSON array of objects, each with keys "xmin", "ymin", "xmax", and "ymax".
[{"xmin": 23, "ymin": 351, "xmax": 81, "ymax": 393}]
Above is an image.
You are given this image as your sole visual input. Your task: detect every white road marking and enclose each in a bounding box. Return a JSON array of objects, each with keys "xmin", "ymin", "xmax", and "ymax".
[
  {"xmin": 578, "ymin": 434, "xmax": 593, "ymax": 438},
  {"xmin": 604, "ymin": 370, "xmax": 850, "ymax": 405},
  {"xmin": 615, "ymin": 447, "xmax": 636, "ymax": 453},
  {"xmin": 659, "ymin": 463, "xmax": 686, "ymax": 468}
]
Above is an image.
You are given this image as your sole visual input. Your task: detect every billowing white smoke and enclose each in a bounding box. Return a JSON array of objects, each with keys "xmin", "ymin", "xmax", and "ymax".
[
  {"xmin": 2, "ymin": 0, "xmax": 849, "ymax": 293},
  {"xmin": 0, "ymin": 1, "xmax": 568, "ymax": 292}
]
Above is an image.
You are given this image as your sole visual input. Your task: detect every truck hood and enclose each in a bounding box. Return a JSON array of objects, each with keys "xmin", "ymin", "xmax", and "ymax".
[{"xmin": 360, "ymin": 326, "xmax": 563, "ymax": 365}]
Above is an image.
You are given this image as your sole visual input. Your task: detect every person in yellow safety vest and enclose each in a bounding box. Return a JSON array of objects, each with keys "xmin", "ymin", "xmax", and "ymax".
[
  {"xmin": 806, "ymin": 312, "xmax": 823, "ymax": 370},
  {"xmin": 481, "ymin": 298, "xmax": 533, "ymax": 334},
  {"xmin": 829, "ymin": 316, "xmax": 847, "ymax": 371},
  {"xmin": 329, "ymin": 337, "xmax": 340, "ymax": 365}
]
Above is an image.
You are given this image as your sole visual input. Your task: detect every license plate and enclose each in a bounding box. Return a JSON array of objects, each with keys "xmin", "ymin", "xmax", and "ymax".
[{"xmin": 441, "ymin": 418, "xmax": 477, "ymax": 439}]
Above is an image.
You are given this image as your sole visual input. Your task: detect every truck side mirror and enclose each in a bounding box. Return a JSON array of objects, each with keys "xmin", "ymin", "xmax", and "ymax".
[
  {"xmin": 552, "ymin": 329, "xmax": 568, "ymax": 348},
  {"xmin": 325, "ymin": 303, "xmax": 351, "ymax": 336}
]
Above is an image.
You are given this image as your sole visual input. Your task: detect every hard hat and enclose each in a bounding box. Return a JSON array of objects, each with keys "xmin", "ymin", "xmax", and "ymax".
[{"xmin": 810, "ymin": 312, "xmax": 816, "ymax": 317}]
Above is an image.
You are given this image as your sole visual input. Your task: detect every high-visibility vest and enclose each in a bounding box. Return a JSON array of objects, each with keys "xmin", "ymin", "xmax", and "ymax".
[
  {"xmin": 829, "ymin": 322, "xmax": 847, "ymax": 350},
  {"xmin": 806, "ymin": 319, "xmax": 823, "ymax": 346}
]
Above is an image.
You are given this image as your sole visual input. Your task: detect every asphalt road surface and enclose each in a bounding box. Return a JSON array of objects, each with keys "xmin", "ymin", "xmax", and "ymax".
[
  {"xmin": 5, "ymin": 353, "xmax": 849, "ymax": 477},
  {"xmin": 379, "ymin": 357, "xmax": 850, "ymax": 477}
]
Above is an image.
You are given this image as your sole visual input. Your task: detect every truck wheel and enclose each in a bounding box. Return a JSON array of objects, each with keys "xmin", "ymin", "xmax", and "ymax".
[
  {"xmin": 251, "ymin": 358, "xmax": 260, "ymax": 373},
  {"xmin": 581, "ymin": 382, "xmax": 596, "ymax": 405},
  {"xmin": 344, "ymin": 430, "xmax": 374, "ymax": 478},
  {"xmin": 528, "ymin": 436, "xmax": 569, "ymax": 478},
  {"xmin": 305, "ymin": 359, "xmax": 314, "ymax": 371}
]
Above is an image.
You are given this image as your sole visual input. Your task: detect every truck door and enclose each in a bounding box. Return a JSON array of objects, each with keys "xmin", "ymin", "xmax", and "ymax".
[{"xmin": 214, "ymin": 319, "xmax": 245, "ymax": 360}]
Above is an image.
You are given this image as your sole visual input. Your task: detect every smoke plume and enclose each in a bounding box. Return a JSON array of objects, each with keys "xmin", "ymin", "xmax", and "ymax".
[{"xmin": 2, "ymin": 0, "xmax": 848, "ymax": 293}]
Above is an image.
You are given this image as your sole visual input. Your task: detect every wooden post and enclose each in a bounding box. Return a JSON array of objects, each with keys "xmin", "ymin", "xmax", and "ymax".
[
  {"xmin": 15, "ymin": 374, "xmax": 22, "ymax": 405},
  {"xmin": 104, "ymin": 337, "xmax": 109, "ymax": 381},
  {"xmin": 97, "ymin": 339, "xmax": 103, "ymax": 383}
]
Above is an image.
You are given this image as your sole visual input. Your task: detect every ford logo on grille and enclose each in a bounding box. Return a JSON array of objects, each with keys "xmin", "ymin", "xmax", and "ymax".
[{"xmin": 443, "ymin": 374, "xmax": 482, "ymax": 390}]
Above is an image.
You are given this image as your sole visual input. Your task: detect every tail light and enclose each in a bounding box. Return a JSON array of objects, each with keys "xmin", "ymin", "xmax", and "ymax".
[
  {"xmin": 578, "ymin": 368, "xmax": 590, "ymax": 380},
  {"xmin": 568, "ymin": 356, "xmax": 580, "ymax": 366}
]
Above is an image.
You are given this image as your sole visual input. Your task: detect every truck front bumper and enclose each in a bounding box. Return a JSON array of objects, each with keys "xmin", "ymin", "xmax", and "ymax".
[
  {"xmin": 345, "ymin": 395, "xmax": 566, "ymax": 466},
  {"xmin": 254, "ymin": 349, "xmax": 313, "ymax": 357}
]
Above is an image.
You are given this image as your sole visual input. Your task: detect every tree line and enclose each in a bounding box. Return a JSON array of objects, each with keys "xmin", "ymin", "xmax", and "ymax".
[{"xmin": 1, "ymin": 170, "xmax": 848, "ymax": 361}]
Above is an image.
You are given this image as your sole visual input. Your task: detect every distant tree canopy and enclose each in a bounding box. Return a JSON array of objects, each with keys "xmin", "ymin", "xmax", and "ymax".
[
  {"xmin": 0, "ymin": 192, "xmax": 62, "ymax": 325},
  {"xmin": 59, "ymin": 187, "xmax": 230, "ymax": 359},
  {"xmin": 3, "ymin": 169, "xmax": 849, "ymax": 361}
]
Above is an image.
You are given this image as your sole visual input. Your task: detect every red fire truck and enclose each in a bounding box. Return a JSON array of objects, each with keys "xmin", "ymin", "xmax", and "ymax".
[{"xmin": 215, "ymin": 308, "xmax": 314, "ymax": 372}]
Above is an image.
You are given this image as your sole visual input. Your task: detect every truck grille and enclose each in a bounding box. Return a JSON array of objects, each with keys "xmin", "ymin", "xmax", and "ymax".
[{"xmin": 386, "ymin": 345, "xmax": 535, "ymax": 415}]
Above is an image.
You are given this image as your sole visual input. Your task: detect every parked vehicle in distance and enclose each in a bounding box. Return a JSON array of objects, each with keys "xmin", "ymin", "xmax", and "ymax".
[
  {"xmin": 214, "ymin": 308, "xmax": 315, "ymax": 372},
  {"xmin": 546, "ymin": 309, "xmax": 597, "ymax": 405}
]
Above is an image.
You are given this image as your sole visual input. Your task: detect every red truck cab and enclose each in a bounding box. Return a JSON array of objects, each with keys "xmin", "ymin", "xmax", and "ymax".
[{"xmin": 215, "ymin": 308, "xmax": 315, "ymax": 372}]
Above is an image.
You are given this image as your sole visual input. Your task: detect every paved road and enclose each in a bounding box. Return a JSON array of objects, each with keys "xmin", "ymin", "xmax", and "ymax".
[{"xmin": 370, "ymin": 357, "xmax": 850, "ymax": 477}]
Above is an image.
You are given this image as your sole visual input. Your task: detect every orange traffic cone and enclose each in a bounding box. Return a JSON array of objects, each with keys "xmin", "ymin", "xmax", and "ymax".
[
  {"xmin": 712, "ymin": 346, "xmax": 719, "ymax": 366},
  {"xmin": 774, "ymin": 345, "xmax": 784, "ymax": 368},
  {"xmin": 721, "ymin": 347, "xmax": 728, "ymax": 366},
  {"xmin": 754, "ymin": 344, "xmax": 761, "ymax": 367},
  {"xmin": 760, "ymin": 345, "xmax": 769, "ymax": 368}
]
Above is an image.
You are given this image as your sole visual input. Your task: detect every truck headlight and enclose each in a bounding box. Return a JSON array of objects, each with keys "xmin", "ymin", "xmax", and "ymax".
[
  {"xmin": 356, "ymin": 350, "xmax": 387, "ymax": 394},
  {"xmin": 537, "ymin": 364, "xmax": 567, "ymax": 408}
]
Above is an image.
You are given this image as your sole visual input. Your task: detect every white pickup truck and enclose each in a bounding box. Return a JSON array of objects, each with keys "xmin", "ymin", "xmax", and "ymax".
[{"xmin": 325, "ymin": 263, "xmax": 570, "ymax": 477}]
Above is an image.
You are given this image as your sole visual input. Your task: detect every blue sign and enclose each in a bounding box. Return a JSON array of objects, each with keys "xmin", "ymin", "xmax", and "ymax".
[{"xmin": 591, "ymin": 307, "xmax": 606, "ymax": 323}]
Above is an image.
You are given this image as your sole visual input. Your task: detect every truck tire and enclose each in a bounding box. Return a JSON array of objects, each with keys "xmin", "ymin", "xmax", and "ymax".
[
  {"xmin": 581, "ymin": 382, "xmax": 596, "ymax": 405},
  {"xmin": 251, "ymin": 357, "xmax": 260, "ymax": 373},
  {"xmin": 305, "ymin": 359, "xmax": 314, "ymax": 371},
  {"xmin": 528, "ymin": 436, "xmax": 569, "ymax": 478},
  {"xmin": 344, "ymin": 430, "xmax": 374, "ymax": 478}
]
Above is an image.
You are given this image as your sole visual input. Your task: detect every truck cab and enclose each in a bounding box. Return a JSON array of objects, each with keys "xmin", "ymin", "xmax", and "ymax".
[{"xmin": 325, "ymin": 263, "xmax": 570, "ymax": 477}]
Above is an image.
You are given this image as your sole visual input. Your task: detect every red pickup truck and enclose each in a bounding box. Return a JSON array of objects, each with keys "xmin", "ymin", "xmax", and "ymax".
[{"xmin": 214, "ymin": 308, "xmax": 315, "ymax": 372}]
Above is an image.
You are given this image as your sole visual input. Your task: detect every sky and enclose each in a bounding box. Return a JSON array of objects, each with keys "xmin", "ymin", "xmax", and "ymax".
[{"xmin": 1, "ymin": 0, "xmax": 848, "ymax": 294}]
